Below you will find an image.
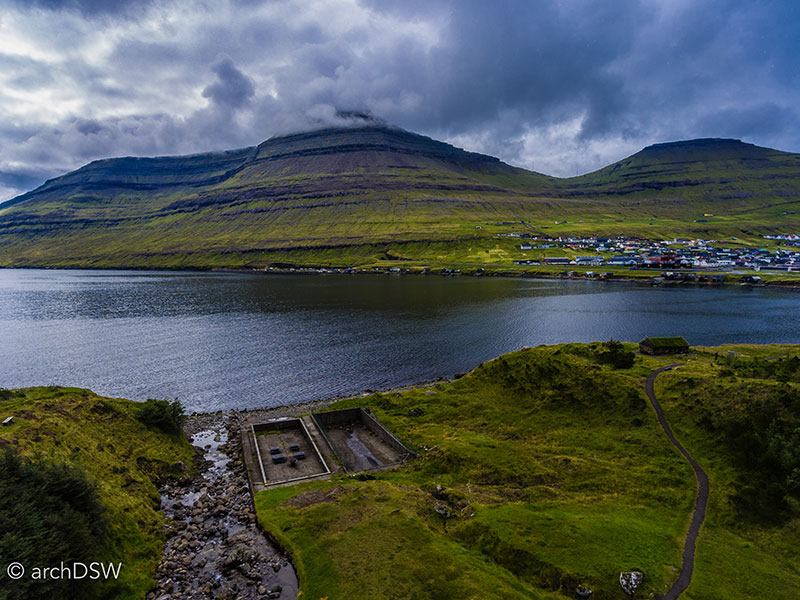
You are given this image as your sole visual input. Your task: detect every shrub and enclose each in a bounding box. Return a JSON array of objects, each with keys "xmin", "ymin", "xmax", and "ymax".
[
  {"xmin": 729, "ymin": 480, "xmax": 789, "ymax": 524},
  {"xmin": 722, "ymin": 355, "xmax": 800, "ymax": 383},
  {"xmin": 599, "ymin": 339, "xmax": 635, "ymax": 369},
  {"xmin": 0, "ymin": 449, "xmax": 106, "ymax": 600},
  {"xmin": 701, "ymin": 383, "xmax": 800, "ymax": 521},
  {"xmin": 136, "ymin": 398, "xmax": 185, "ymax": 434}
]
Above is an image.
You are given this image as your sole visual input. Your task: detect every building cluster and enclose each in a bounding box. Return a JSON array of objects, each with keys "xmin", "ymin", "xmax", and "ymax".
[
  {"xmin": 510, "ymin": 234, "xmax": 800, "ymax": 271},
  {"xmin": 763, "ymin": 233, "xmax": 800, "ymax": 246}
]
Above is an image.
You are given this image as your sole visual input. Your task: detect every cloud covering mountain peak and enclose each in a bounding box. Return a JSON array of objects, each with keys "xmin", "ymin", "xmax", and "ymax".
[{"xmin": 1, "ymin": 0, "xmax": 798, "ymax": 202}]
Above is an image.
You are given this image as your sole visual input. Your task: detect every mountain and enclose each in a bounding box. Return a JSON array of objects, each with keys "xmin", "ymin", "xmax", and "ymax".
[
  {"xmin": 1, "ymin": 127, "xmax": 799, "ymax": 268},
  {"xmin": 568, "ymin": 137, "xmax": 800, "ymax": 195}
]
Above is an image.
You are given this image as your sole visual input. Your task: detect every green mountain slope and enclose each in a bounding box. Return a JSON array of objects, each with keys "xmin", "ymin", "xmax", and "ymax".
[
  {"xmin": 1, "ymin": 127, "xmax": 798, "ymax": 268},
  {"xmin": 565, "ymin": 138, "xmax": 800, "ymax": 214}
]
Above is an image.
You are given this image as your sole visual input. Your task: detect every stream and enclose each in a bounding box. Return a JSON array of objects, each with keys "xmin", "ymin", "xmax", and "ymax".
[{"xmin": 147, "ymin": 414, "xmax": 298, "ymax": 600}]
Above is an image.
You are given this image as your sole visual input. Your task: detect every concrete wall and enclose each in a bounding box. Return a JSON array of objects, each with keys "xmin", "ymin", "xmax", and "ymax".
[
  {"xmin": 253, "ymin": 418, "xmax": 303, "ymax": 433},
  {"xmin": 312, "ymin": 407, "xmax": 416, "ymax": 464},
  {"xmin": 360, "ymin": 410, "xmax": 416, "ymax": 459},
  {"xmin": 250, "ymin": 418, "xmax": 331, "ymax": 487},
  {"xmin": 312, "ymin": 408, "xmax": 363, "ymax": 428}
]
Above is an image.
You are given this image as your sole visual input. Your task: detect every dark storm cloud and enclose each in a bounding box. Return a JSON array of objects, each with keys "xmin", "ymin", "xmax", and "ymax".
[
  {"xmin": 74, "ymin": 118, "xmax": 107, "ymax": 135},
  {"xmin": 0, "ymin": 169, "xmax": 48, "ymax": 193},
  {"xmin": 10, "ymin": 0, "xmax": 153, "ymax": 18},
  {"xmin": 421, "ymin": 1, "xmax": 796, "ymax": 155},
  {"xmin": 696, "ymin": 103, "xmax": 797, "ymax": 140},
  {"xmin": 202, "ymin": 58, "xmax": 255, "ymax": 109},
  {"xmin": 1, "ymin": 0, "xmax": 799, "ymax": 201},
  {"xmin": 422, "ymin": 0, "xmax": 643, "ymax": 131}
]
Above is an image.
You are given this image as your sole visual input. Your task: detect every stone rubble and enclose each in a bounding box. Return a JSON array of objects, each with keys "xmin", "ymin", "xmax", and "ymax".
[{"xmin": 147, "ymin": 412, "xmax": 298, "ymax": 600}]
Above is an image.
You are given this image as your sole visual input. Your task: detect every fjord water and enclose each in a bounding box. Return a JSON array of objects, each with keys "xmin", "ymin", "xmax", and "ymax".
[{"xmin": 1, "ymin": 269, "xmax": 798, "ymax": 412}]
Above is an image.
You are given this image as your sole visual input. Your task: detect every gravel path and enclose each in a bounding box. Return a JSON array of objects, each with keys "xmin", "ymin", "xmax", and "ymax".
[{"xmin": 645, "ymin": 364, "xmax": 709, "ymax": 600}]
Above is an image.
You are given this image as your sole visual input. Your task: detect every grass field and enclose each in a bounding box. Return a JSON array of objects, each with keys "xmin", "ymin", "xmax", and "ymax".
[
  {"xmin": 254, "ymin": 342, "xmax": 800, "ymax": 599},
  {"xmin": 2, "ymin": 341, "xmax": 798, "ymax": 599}
]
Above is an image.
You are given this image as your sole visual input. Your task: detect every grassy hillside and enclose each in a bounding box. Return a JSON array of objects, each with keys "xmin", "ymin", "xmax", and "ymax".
[
  {"xmin": 255, "ymin": 343, "xmax": 800, "ymax": 600},
  {"xmin": 0, "ymin": 126, "xmax": 798, "ymax": 269},
  {"xmin": 0, "ymin": 388, "xmax": 196, "ymax": 599}
]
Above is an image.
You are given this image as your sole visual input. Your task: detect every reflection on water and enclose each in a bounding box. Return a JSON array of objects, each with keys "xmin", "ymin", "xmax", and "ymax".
[{"xmin": 1, "ymin": 269, "xmax": 798, "ymax": 412}]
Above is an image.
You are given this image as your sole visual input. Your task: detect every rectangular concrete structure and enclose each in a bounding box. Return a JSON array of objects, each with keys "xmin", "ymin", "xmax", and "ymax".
[
  {"xmin": 248, "ymin": 418, "xmax": 331, "ymax": 489},
  {"xmin": 240, "ymin": 408, "xmax": 414, "ymax": 494},
  {"xmin": 312, "ymin": 408, "xmax": 416, "ymax": 472}
]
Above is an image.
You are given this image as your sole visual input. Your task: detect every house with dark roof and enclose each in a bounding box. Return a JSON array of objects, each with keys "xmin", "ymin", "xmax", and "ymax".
[{"xmin": 638, "ymin": 336, "xmax": 690, "ymax": 355}]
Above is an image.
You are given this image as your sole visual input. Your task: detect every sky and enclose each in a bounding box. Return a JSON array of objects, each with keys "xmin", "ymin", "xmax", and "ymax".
[{"xmin": 1, "ymin": 0, "xmax": 798, "ymax": 201}]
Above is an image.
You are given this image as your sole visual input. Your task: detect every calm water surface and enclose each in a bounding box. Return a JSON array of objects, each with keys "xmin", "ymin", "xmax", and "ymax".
[{"xmin": 1, "ymin": 269, "xmax": 798, "ymax": 412}]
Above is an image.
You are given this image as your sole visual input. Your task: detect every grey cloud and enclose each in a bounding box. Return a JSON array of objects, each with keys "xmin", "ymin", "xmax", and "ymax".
[
  {"xmin": 8, "ymin": 114, "xmax": 190, "ymax": 182},
  {"xmin": 2, "ymin": 0, "xmax": 800, "ymax": 200},
  {"xmin": 0, "ymin": 121, "xmax": 41, "ymax": 145},
  {"xmin": 404, "ymin": 0, "xmax": 800, "ymax": 174},
  {"xmin": 0, "ymin": 169, "xmax": 49, "ymax": 192},
  {"xmin": 695, "ymin": 103, "xmax": 799, "ymax": 140},
  {"xmin": 111, "ymin": 39, "xmax": 184, "ymax": 64},
  {"xmin": 363, "ymin": 1, "xmax": 649, "ymax": 170},
  {"xmin": 10, "ymin": 0, "xmax": 154, "ymax": 18},
  {"xmin": 202, "ymin": 58, "xmax": 256, "ymax": 109},
  {"xmin": 0, "ymin": 54, "xmax": 55, "ymax": 90},
  {"xmin": 75, "ymin": 119, "xmax": 107, "ymax": 135}
]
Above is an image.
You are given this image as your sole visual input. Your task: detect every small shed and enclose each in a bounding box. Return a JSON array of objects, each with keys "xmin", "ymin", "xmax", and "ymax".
[{"xmin": 639, "ymin": 336, "xmax": 690, "ymax": 355}]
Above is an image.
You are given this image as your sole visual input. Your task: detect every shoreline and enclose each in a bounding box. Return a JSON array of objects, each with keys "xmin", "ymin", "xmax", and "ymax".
[
  {"xmin": 185, "ymin": 378, "xmax": 445, "ymax": 422},
  {"xmin": 2, "ymin": 263, "xmax": 799, "ymax": 289}
]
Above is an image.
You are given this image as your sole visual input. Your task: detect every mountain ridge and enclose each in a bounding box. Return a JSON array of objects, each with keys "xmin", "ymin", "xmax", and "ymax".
[
  {"xmin": 1, "ymin": 124, "xmax": 798, "ymax": 268},
  {"xmin": 8, "ymin": 131, "xmax": 792, "ymax": 207}
]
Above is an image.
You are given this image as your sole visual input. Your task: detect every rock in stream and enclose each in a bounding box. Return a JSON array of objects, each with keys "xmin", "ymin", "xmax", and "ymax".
[{"xmin": 148, "ymin": 413, "xmax": 298, "ymax": 600}]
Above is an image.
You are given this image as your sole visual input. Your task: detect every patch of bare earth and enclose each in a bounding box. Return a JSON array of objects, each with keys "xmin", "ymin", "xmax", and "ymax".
[{"xmin": 281, "ymin": 486, "xmax": 344, "ymax": 508}]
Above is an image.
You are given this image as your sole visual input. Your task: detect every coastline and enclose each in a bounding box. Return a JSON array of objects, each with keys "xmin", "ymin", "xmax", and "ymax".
[
  {"xmin": 221, "ymin": 265, "xmax": 800, "ymax": 289},
  {"xmin": 6, "ymin": 342, "xmax": 799, "ymax": 599},
  {"xmin": 185, "ymin": 378, "xmax": 445, "ymax": 423},
  {"xmin": 3, "ymin": 262, "xmax": 799, "ymax": 289}
]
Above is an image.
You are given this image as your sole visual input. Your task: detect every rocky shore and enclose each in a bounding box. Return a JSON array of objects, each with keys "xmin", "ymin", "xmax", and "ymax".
[
  {"xmin": 147, "ymin": 412, "xmax": 298, "ymax": 600},
  {"xmin": 214, "ymin": 265, "xmax": 800, "ymax": 289}
]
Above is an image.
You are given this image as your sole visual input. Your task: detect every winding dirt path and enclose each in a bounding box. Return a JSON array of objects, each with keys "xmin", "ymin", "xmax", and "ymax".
[{"xmin": 645, "ymin": 364, "xmax": 709, "ymax": 600}]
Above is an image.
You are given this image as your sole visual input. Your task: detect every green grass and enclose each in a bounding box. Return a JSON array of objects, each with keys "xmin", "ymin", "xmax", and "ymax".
[
  {"xmin": 254, "ymin": 343, "xmax": 800, "ymax": 600},
  {"xmin": 650, "ymin": 351, "xmax": 800, "ymax": 599},
  {"xmin": 0, "ymin": 387, "xmax": 196, "ymax": 599}
]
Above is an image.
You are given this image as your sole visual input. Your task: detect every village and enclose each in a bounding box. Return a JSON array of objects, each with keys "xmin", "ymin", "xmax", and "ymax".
[
  {"xmin": 254, "ymin": 231, "xmax": 800, "ymax": 285},
  {"xmin": 508, "ymin": 232, "xmax": 800, "ymax": 271}
]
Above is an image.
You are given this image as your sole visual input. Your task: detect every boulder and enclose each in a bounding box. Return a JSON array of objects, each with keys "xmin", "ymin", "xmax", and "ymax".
[{"xmin": 619, "ymin": 571, "xmax": 644, "ymax": 596}]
